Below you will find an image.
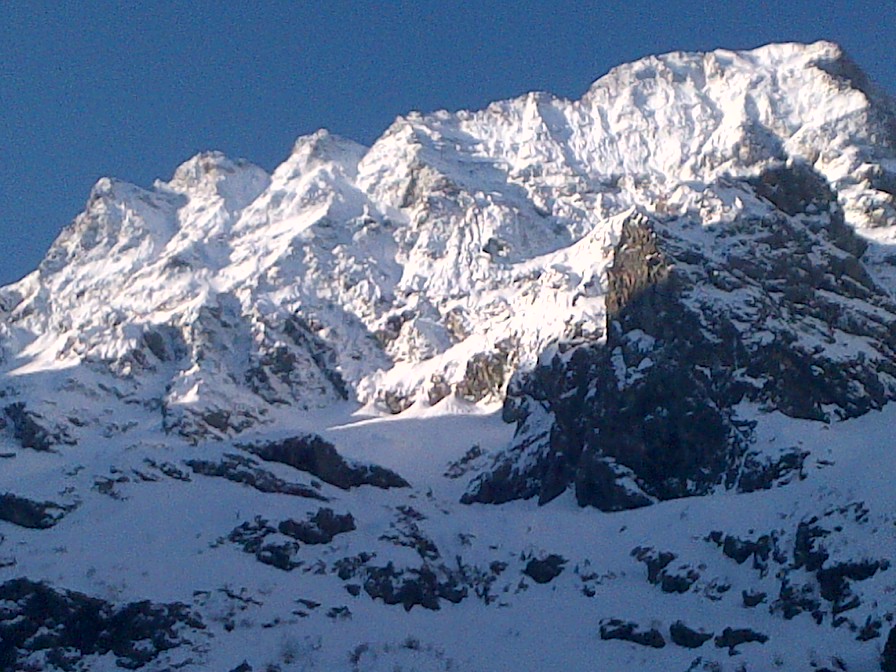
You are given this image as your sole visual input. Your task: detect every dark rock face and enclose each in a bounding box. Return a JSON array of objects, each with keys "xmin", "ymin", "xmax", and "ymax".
[
  {"xmin": 229, "ymin": 509, "xmax": 356, "ymax": 571},
  {"xmin": 669, "ymin": 621, "xmax": 713, "ymax": 649},
  {"xmin": 466, "ymin": 166, "xmax": 896, "ymax": 510},
  {"xmin": 631, "ymin": 547, "xmax": 699, "ymax": 594},
  {"xmin": 379, "ymin": 507, "xmax": 440, "ymax": 561},
  {"xmin": 737, "ymin": 448, "xmax": 808, "ymax": 493},
  {"xmin": 0, "ymin": 493, "xmax": 69, "ymax": 529},
  {"xmin": 742, "ymin": 590, "xmax": 767, "ymax": 607},
  {"xmin": 455, "ymin": 350, "xmax": 508, "ymax": 402},
  {"xmin": 228, "ymin": 518, "xmax": 301, "ymax": 571},
  {"xmin": 632, "ymin": 547, "xmax": 675, "ymax": 583},
  {"xmin": 706, "ymin": 530, "xmax": 777, "ymax": 576},
  {"xmin": 186, "ymin": 454, "xmax": 327, "ymax": 500},
  {"xmin": 522, "ymin": 554, "xmax": 566, "ymax": 584},
  {"xmin": 714, "ymin": 627, "xmax": 769, "ymax": 654},
  {"xmin": 702, "ymin": 503, "xmax": 887, "ymax": 630},
  {"xmin": 278, "ymin": 508, "xmax": 356, "ymax": 545},
  {"xmin": 4, "ymin": 402, "xmax": 74, "ymax": 451},
  {"xmin": 882, "ymin": 627, "xmax": 896, "ymax": 672},
  {"xmin": 599, "ymin": 619, "xmax": 666, "ymax": 648},
  {"xmin": 241, "ymin": 434, "xmax": 409, "ymax": 490},
  {"xmin": 362, "ymin": 563, "xmax": 467, "ymax": 612},
  {"xmin": 0, "ymin": 578, "xmax": 202, "ymax": 670}
]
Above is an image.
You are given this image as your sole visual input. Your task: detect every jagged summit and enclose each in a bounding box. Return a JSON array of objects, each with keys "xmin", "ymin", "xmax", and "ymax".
[
  {"xmin": 3, "ymin": 42, "xmax": 896, "ymax": 672},
  {"xmin": 1, "ymin": 41, "xmax": 895, "ymax": 440}
]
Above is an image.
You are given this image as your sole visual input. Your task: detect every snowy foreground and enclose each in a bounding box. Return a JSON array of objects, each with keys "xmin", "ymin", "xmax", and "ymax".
[
  {"xmin": 2, "ymin": 40, "xmax": 896, "ymax": 670},
  {"xmin": 1, "ymin": 398, "xmax": 894, "ymax": 671}
]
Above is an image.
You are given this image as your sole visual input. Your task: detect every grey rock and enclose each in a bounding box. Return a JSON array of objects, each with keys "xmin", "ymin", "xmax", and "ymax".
[{"xmin": 241, "ymin": 434, "xmax": 409, "ymax": 490}]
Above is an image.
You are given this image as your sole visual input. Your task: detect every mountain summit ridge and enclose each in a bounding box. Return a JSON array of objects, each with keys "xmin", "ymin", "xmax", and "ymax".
[
  {"xmin": 4, "ymin": 40, "xmax": 896, "ymax": 439},
  {"xmin": 2, "ymin": 41, "xmax": 896, "ymax": 672}
]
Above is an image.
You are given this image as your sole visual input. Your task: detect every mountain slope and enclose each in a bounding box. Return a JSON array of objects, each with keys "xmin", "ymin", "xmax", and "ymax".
[{"xmin": 1, "ymin": 40, "xmax": 896, "ymax": 672}]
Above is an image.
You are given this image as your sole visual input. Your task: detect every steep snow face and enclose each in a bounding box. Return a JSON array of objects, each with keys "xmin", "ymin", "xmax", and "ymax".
[{"xmin": 2, "ymin": 41, "xmax": 896, "ymax": 442}]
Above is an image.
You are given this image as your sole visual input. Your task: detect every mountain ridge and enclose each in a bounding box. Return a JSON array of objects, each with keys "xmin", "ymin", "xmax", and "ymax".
[{"xmin": 2, "ymin": 41, "xmax": 896, "ymax": 671}]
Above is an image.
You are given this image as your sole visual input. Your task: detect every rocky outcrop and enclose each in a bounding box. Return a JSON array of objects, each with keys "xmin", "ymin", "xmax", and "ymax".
[
  {"xmin": 714, "ymin": 627, "xmax": 769, "ymax": 655},
  {"xmin": 467, "ymin": 167, "xmax": 896, "ymax": 510},
  {"xmin": 4, "ymin": 402, "xmax": 74, "ymax": 451},
  {"xmin": 362, "ymin": 563, "xmax": 467, "ymax": 612},
  {"xmin": 669, "ymin": 621, "xmax": 713, "ymax": 649},
  {"xmin": 522, "ymin": 554, "xmax": 566, "ymax": 584},
  {"xmin": 0, "ymin": 578, "xmax": 202, "ymax": 670},
  {"xmin": 454, "ymin": 350, "xmax": 508, "ymax": 402},
  {"xmin": 241, "ymin": 434, "xmax": 409, "ymax": 490},
  {"xmin": 0, "ymin": 493, "xmax": 69, "ymax": 529},
  {"xmin": 883, "ymin": 627, "xmax": 896, "ymax": 672},
  {"xmin": 278, "ymin": 508, "xmax": 356, "ymax": 545},
  {"xmin": 186, "ymin": 454, "xmax": 327, "ymax": 500},
  {"xmin": 599, "ymin": 619, "xmax": 666, "ymax": 648}
]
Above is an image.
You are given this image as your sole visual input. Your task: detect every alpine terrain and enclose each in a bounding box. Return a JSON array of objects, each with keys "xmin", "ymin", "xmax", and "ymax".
[{"xmin": 3, "ymin": 40, "xmax": 896, "ymax": 671}]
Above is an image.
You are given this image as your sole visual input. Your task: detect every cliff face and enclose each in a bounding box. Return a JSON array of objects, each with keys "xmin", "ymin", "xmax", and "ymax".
[{"xmin": 468, "ymin": 161, "xmax": 896, "ymax": 509}]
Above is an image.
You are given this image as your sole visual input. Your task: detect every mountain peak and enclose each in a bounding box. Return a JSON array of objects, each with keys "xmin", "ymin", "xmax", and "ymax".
[
  {"xmin": 3, "ymin": 43, "xmax": 896, "ymax": 672},
  {"xmin": 283, "ymin": 129, "xmax": 368, "ymax": 174},
  {"xmin": 161, "ymin": 151, "xmax": 270, "ymax": 213}
]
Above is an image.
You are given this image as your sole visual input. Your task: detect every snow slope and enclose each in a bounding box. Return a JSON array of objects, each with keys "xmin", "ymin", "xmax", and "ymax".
[{"xmin": 1, "ymin": 41, "xmax": 896, "ymax": 671}]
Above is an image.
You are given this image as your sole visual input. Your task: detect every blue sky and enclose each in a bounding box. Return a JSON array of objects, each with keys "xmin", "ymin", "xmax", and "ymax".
[{"xmin": 2, "ymin": 1, "xmax": 894, "ymax": 285}]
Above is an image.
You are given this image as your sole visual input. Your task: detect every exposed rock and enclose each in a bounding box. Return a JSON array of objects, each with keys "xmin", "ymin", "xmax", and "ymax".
[
  {"xmin": 0, "ymin": 578, "xmax": 202, "ymax": 670},
  {"xmin": 163, "ymin": 404, "xmax": 259, "ymax": 445},
  {"xmin": 373, "ymin": 310, "xmax": 415, "ymax": 347},
  {"xmin": 381, "ymin": 389, "xmax": 414, "ymax": 414},
  {"xmin": 772, "ymin": 576, "xmax": 823, "ymax": 622},
  {"xmin": 669, "ymin": 621, "xmax": 713, "ymax": 649},
  {"xmin": 186, "ymin": 454, "xmax": 327, "ymax": 500},
  {"xmin": 882, "ymin": 626, "xmax": 896, "ymax": 672},
  {"xmin": 0, "ymin": 493, "xmax": 69, "ymax": 529},
  {"xmin": 241, "ymin": 434, "xmax": 409, "ymax": 489},
  {"xmin": 229, "ymin": 510, "xmax": 356, "ymax": 571},
  {"xmin": 706, "ymin": 530, "xmax": 777, "ymax": 576},
  {"xmin": 713, "ymin": 627, "xmax": 769, "ymax": 655},
  {"xmin": 467, "ymin": 179, "xmax": 896, "ymax": 510},
  {"xmin": 522, "ymin": 554, "xmax": 566, "ymax": 584},
  {"xmin": 444, "ymin": 445, "xmax": 486, "ymax": 479},
  {"xmin": 632, "ymin": 547, "xmax": 676, "ymax": 584},
  {"xmin": 144, "ymin": 458, "xmax": 192, "ymax": 482},
  {"xmin": 742, "ymin": 590, "xmax": 766, "ymax": 607},
  {"xmin": 443, "ymin": 306, "xmax": 471, "ymax": 342},
  {"xmin": 228, "ymin": 517, "xmax": 301, "ymax": 571},
  {"xmin": 793, "ymin": 518, "xmax": 831, "ymax": 572},
  {"xmin": 748, "ymin": 160, "xmax": 839, "ymax": 220},
  {"xmin": 455, "ymin": 351, "xmax": 508, "ymax": 402},
  {"xmin": 282, "ymin": 315, "xmax": 350, "ymax": 401},
  {"xmin": 817, "ymin": 560, "xmax": 887, "ymax": 608},
  {"xmin": 4, "ymin": 402, "xmax": 73, "ymax": 451},
  {"xmin": 333, "ymin": 552, "xmax": 376, "ymax": 581},
  {"xmin": 427, "ymin": 373, "xmax": 452, "ymax": 406},
  {"xmin": 660, "ymin": 568, "xmax": 700, "ymax": 594},
  {"xmin": 141, "ymin": 324, "xmax": 187, "ymax": 363},
  {"xmin": 256, "ymin": 539, "xmax": 302, "ymax": 572},
  {"xmin": 738, "ymin": 448, "xmax": 808, "ymax": 493},
  {"xmin": 380, "ymin": 508, "xmax": 440, "ymax": 561},
  {"xmin": 858, "ymin": 616, "xmax": 883, "ymax": 642},
  {"xmin": 362, "ymin": 562, "xmax": 467, "ymax": 612},
  {"xmin": 278, "ymin": 508, "xmax": 356, "ymax": 545},
  {"xmin": 599, "ymin": 618, "xmax": 666, "ymax": 648}
]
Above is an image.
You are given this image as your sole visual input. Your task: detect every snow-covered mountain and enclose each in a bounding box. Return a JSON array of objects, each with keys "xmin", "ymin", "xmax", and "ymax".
[{"xmin": 2, "ymin": 40, "xmax": 896, "ymax": 671}]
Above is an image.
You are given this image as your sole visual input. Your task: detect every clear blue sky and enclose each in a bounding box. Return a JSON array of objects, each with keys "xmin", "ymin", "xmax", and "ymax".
[{"xmin": 2, "ymin": 1, "xmax": 894, "ymax": 285}]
